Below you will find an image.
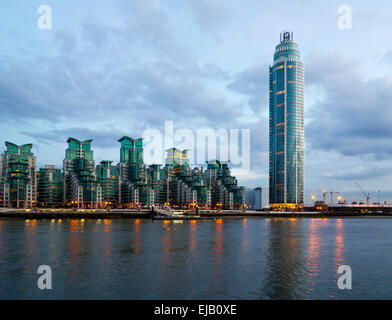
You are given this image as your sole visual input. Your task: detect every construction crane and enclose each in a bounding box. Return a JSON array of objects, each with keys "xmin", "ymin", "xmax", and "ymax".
[
  {"xmin": 311, "ymin": 190, "xmax": 344, "ymax": 206},
  {"xmin": 355, "ymin": 182, "xmax": 371, "ymax": 205},
  {"xmin": 311, "ymin": 190, "xmax": 328, "ymax": 203},
  {"xmin": 328, "ymin": 191, "xmax": 343, "ymax": 206}
]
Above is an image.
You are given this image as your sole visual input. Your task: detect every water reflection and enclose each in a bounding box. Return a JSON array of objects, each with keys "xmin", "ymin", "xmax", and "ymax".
[
  {"xmin": 162, "ymin": 221, "xmax": 172, "ymax": 254},
  {"xmin": 212, "ymin": 219, "xmax": 224, "ymax": 294},
  {"xmin": 241, "ymin": 219, "xmax": 249, "ymax": 255},
  {"xmin": 213, "ymin": 219, "xmax": 223, "ymax": 259},
  {"xmin": 102, "ymin": 220, "xmax": 112, "ymax": 258},
  {"xmin": 132, "ymin": 219, "xmax": 142, "ymax": 255},
  {"xmin": 25, "ymin": 219, "xmax": 37, "ymax": 235},
  {"xmin": 240, "ymin": 219, "xmax": 249, "ymax": 272},
  {"xmin": 307, "ymin": 219, "xmax": 321, "ymax": 279},
  {"xmin": 334, "ymin": 219, "xmax": 345, "ymax": 269},
  {"xmin": 189, "ymin": 220, "xmax": 197, "ymax": 252},
  {"xmin": 263, "ymin": 218, "xmax": 306, "ymax": 299},
  {"xmin": 24, "ymin": 219, "xmax": 38, "ymax": 260},
  {"xmin": 0, "ymin": 220, "xmax": 3, "ymax": 260},
  {"xmin": 0, "ymin": 218, "xmax": 391, "ymax": 299},
  {"xmin": 69, "ymin": 220, "xmax": 81, "ymax": 263}
]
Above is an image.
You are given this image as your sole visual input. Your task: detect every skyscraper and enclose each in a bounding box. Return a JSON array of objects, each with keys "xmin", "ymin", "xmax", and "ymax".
[{"xmin": 269, "ymin": 31, "xmax": 304, "ymax": 208}]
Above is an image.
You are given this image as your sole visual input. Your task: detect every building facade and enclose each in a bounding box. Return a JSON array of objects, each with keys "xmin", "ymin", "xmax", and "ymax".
[
  {"xmin": 269, "ymin": 31, "xmax": 304, "ymax": 208},
  {"xmin": 63, "ymin": 138, "xmax": 102, "ymax": 208},
  {"xmin": 0, "ymin": 142, "xmax": 37, "ymax": 208},
  {"xmin": 37, "ymin": 165, "xmax": 64, "ymax": 207},
  {"xmin": 165, "ymin": 148, "xmax": 189, "ymax": 167},
  {"xmin": 245, "ymin": 187, "xmax": 262, "ymax": 210},
  {"xmin": 118, "ymin": 136, "xmax": 152, "ymax": 207},
  {"xmin": 166, "ymin": 152, "xmax": 211, "ymax": 209},
  {"xmin": 206, "ymin": 160, "xmax": 245, "ymax": 210},
  {"xmin": 96, "ymin": 160, "xmax": 119, "ymax": 208},
  {"xmin": 0, "ymin": 136, "xmax": 246, "ymax": 210},
  {"xmin": 254, "ymin": 187, "xmax": 262, "ymax": 210}
]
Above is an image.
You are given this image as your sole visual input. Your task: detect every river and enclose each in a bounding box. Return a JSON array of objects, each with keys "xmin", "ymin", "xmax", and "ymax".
[{"xmin": 0, "ymin": 217, "xmax": 391, "ymax": 299}]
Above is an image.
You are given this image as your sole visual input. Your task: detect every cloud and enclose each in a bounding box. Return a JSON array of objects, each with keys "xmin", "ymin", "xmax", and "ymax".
[
  {"xmin": 21, "ymin": 127, "xmax": 128, "ymax": 149},
  {"xmin": 201, "ymin": 63, "xmax": 230, "ymax": 80},
  {"xmin": 321, "ymin": 163, "xmax": 392, "ymax": 181},
  {"xmin": 0, "ymin": 0, "xmax": 243, "ymax": 133},
  {"xmin": 187, "ymin": 0, "xmax": 233, "ymax": 31},
  {"xmin": 227, "ymin": 64, "xmax": 269, "ymax": 112},
  {"xmin": 55, "ymin": 31, "xmax": 77, "ymax": 53},
  {"xmin": 383, "ymin": 49, "xmax": 392, "ymax": 64},
  {"xmin": 306, "ymin": 52, "xmax": 392, "ymax": 159}
]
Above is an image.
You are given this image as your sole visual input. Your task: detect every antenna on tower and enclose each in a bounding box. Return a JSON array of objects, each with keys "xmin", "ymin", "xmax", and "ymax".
[{"xmin": 280, "ymin": 30, "xmax": 293, "ymax": 42}]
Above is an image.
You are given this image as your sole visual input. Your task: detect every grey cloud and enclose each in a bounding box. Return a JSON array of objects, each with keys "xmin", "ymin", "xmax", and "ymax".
[
  {"xmin": 55, "ymin": 31, "xmax": 77, "ymax": 53},
  {"xmin": 0, "ymin": 62, "xmax": 62, "ymax": 122},
  {"xmin": 383, "ymin": 49, "xmax": 392, "ymax": 64},
  {"xmin": 227, "ymin": 64, "xmax": 269, "ymax": 112},
  {"xmin": 306, "ymin": 52, "xmax": 392, "ymax": 159},
  {"xmin": 201, "ymin": 63, "xmax": 230, "ymax": 80},
  {"xmin": 21, "ymin": 127, "xmax": 129, "ymax": 149},
  {"xmin": 0, "ymin": 3, "xmax": 242, "ymax": 132},
  {"xmin": 321, "ymin": 162, "xmax": 392, "ymax": 181},
  {"xmin": 187, "ymin": 0, "xmax": 233, "ymax": 30}
]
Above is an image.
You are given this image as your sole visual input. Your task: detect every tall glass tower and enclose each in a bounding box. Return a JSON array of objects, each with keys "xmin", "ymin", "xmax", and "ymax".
[{"xmin": 269, "ymin": 31, "xmax": 304, "ymax": 207}]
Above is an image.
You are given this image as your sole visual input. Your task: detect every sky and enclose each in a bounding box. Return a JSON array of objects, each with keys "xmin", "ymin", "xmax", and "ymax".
[{"xmin": 0, "ymin": 0, "xmax": 392, "ymax": 205}]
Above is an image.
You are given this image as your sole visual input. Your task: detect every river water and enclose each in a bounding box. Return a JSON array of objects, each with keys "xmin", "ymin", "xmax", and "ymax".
[{"xmin": 0, "ymin": 217, "xmax": 391, "ymax": 299}]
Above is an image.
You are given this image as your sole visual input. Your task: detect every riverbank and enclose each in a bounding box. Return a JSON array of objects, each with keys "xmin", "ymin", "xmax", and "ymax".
[
  {"xmin": 1, "ymin": 209, "xmax": 392, "ymax": 219},
  {"xmin": 0, "ymin": 210, "xmax": 152, "ymax": 219}
]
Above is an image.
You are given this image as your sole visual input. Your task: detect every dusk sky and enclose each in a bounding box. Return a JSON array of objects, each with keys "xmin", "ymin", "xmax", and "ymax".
[{"xmin": 1, "ymin": 0, "xmax": 392, "ymax": 204}]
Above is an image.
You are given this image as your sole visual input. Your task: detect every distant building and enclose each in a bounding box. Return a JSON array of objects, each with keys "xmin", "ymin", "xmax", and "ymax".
[
  {"xmin": 245, "ymin": 188, "xmax": 255, "ymax": 208},
  {"xmin": 166, "ymin": 152, "xmax": 211, "ymax": 209},
  {"xmin": 206, "ymin": 160, "xmax": 245, "ymax": 210},
  {"xmin": 37, "ymin": 165, "xmax": 64, "ymax": 207},
  {"xmin": 269, "ymin": 31, "xmax": 304, "ymax": 209},
  {"xmin": 245, "ymin": 187, "xmax": 262, "ymax": 210},
  {"xmin": 147, "ymin": 164, "xmax": 167, "ymax": 205},
  {"xmin": 254, "ymin": 187, "xmax": 262, "ymax": 210},
  {"xmin": 63, "ymin": 138, "xmax": 102, "ymax": 208},
  {"xmin": 0, "ymin": 142, "xmax": 37, "ymax": 208},
  {"xmin": 165, "ymin": 148, "xmax": 189, "ymax": 167}
]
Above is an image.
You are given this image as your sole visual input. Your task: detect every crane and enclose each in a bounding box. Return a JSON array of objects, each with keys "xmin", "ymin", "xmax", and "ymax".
[
  {"xmin": 311, "ymin": 190, "xmax": 328, "ymax": 203},
  {"xmin": 328, "ymin": 190, "xmax": 343, "ymax": 206},
  {"xmin": 311, "ymin": 190, "xmax": 344, "ymax": 206},
  {"xmin": 355, "ymin": 182, "xmax": 371, "ymax": 205}
]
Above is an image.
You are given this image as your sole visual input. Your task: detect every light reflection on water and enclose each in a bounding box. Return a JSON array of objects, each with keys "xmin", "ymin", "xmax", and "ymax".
[
  {"xmin": 0, "ymin": 218, "xmax": 391, "ymax": 300},
  {"xmin": 335, "ymin": 219, "xmax": 345, "ymax": 269}
]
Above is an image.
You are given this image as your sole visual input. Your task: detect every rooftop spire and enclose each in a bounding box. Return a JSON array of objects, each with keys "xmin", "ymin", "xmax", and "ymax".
[{"xmin": 280, "ymin": 30, "xmax": 293, "ymax": 42}]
